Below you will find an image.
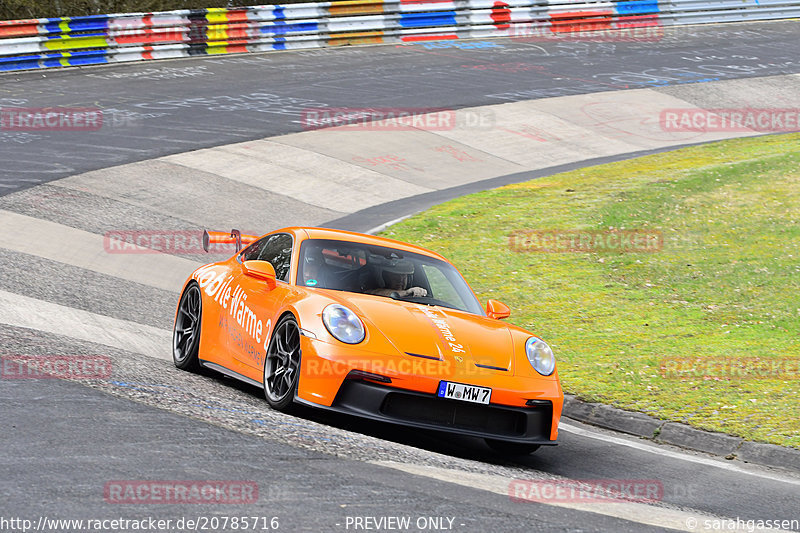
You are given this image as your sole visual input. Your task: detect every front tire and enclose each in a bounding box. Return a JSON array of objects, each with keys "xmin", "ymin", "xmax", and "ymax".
[
  {"xmin": 263, "ymin": 315, "xmax": 301, "ymax": 411},
  {"xmin": 173, "ymin": 282, "xmax": 202, "ymax": 372},
  {"xmin": 485, "ymin": 438, "xmax": 540, "ymax": 456}
]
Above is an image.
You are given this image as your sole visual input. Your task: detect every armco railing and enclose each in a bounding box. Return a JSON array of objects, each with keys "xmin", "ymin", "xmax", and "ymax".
[{"xmin": 1, "ymin": 0, "xmax": 799, "ymax": 72}]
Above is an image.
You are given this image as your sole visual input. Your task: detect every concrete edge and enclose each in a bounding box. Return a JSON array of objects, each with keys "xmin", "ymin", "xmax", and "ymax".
[
  {"xmin": 561, "ymin": 395, "xmax": 800, "ymax": 474},
  {"xmin": 324, "ymin": 142, "xmax": 707, "ymax": 233},
  {"xmin": 323, "ymin": 131, "xmax": 787, "ymax": 234}
]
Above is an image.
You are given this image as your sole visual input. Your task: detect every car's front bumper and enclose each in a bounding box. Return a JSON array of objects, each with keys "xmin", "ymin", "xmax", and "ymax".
[
  {"xmin": 296, "ymin": 335, "xmax": 562, "ymax": 443},
  {"xmin": 297, "ymin": 378, "xmax": 557, "ymax": 444}
]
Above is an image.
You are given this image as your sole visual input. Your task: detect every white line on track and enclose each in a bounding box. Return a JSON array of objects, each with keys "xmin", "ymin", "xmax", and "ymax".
[
  {"xmin": 560, "ymin": 422, "xmax": 800, "ymax": 487},
  {"xmin": 373, "ymin": 461, "xmax": 793, "ymax": 532},
  {"xmin": 0, "ymin": 178, "xmax": 42, "ymax": 185},
  {"xmin": 367, "ymin": 214, "xmax": 413, "ymax": 235},
  {"xmin": 0, "ymin": 289, "xmax": 172, "ymax": 361},
  {"xmin": 0, "ymin": 209, "xmax": 198, "ymax": 292}
]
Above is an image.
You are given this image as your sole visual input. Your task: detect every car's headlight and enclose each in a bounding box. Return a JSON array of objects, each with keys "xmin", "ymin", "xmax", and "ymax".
[
  {"xmin": 322, "ymin": 304, "xmax": 365, "ymax": 344},
  {"xmin": 525, "ymin": 337, "xmax": 555, "ymax": 376}
]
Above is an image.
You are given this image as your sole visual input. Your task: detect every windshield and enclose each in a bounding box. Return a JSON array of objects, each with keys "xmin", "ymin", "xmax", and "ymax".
[{"xmin": 297, "ymin": 239, "xmax": 484, "ymax": 315}]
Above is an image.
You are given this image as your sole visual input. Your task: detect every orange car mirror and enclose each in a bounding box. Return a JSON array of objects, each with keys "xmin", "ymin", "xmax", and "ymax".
[
  {"xmin": 242, "ymin": 260, "xmax": 277, "ymax": 289},
  {"xmin": 486, "ymin": 299, "xmax": 511, "ymax": 320}
]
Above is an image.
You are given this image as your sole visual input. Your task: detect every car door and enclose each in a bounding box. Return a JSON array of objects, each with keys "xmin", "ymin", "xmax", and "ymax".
[{"xmin": 225, "ymin": 232, "xmax": 294, "ymax": 382}]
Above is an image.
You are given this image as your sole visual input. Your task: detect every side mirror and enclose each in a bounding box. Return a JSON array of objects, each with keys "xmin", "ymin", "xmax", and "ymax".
[
  {"xmin": 486, "ymin": 299, "xmax": 510, "ymax": 320},
  {"xmin": 242, "ymin": 260, "xmax": 277, "ymax": 290}
]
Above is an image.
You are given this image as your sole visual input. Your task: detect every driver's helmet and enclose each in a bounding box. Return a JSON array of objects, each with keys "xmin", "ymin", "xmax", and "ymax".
[
  {"xmin": 304, "ymin": 244, "xmax": 325, "ymax": 266},
  {"xmin": 382, "ymin": 259, "xmax": 414, "ymax": 290},
  {"xmin": 302, "ymin": 244, "xmax": 326, "ymax": 284}
]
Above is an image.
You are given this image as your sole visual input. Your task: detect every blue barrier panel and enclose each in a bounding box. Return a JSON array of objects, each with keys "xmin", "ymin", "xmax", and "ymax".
[
  {"xmin": 399, "ymin": 12, "xmax": 458, "ymax": 27},
  {"xmin": 260, "ymin": 22, "xmax": 321, "ymax": 35},
  {"xmin": 615, "ymin": 0, "xmax": 660, "ymax": 15}
]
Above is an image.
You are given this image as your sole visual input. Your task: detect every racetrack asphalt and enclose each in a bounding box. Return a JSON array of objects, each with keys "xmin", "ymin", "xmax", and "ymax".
[
  {"xmin": 2, "ymin": 20, "xmax": 799, "ymax": 193},
  {"xmin": 2, "ymin": 21, "xmax": 800, "ymax": 533}
]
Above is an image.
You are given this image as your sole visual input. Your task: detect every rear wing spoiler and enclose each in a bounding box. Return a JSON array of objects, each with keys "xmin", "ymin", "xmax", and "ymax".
[{"xmin": 203, "ymin": 229, "xmax": 259, "ymax": 253}]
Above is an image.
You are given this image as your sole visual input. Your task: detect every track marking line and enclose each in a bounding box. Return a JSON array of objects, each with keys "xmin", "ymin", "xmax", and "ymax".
[
  {"xmin": 0, "ymin": 209, "xmax": 198, "ymax": 292},
  {"xmin": 0, "ymin": 289, "xmax": 172, "ymax": 361},
  {"xmin": 560, "ymin": 422, "xmax": 800, "ymax": 486},
  {"xmin": 372, "ymin": 461, "xmax": 793, "ymax": 532}
]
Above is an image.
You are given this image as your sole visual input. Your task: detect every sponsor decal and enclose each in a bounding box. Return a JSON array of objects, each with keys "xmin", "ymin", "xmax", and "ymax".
[
  {"xmin": 419, "ymin": 307, "xmax": 465, "ymax": 355},
  {"xmin": 193, "ymin": 265, "xmax": 273, "ymax": 366}
]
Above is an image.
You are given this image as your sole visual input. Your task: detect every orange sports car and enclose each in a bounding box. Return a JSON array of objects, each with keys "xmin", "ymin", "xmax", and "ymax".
[{"xmin": 173, "ymin": 227, "xmax": 563, "ymax": 454}]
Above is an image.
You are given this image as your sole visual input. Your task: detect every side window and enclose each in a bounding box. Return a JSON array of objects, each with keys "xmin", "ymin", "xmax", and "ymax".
[
  {"xmin": 255, "ymin": 233, "xmax": 293, "ymax": 282},
  {"xmin": 240, "ymin": 238, "xmax": 267, "ymax": 262}
]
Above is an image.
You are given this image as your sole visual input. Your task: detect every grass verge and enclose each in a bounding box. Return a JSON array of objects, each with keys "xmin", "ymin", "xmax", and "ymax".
[{"xmin": 382, "ymin": 133, "xmax": 800, "ymax": 448}]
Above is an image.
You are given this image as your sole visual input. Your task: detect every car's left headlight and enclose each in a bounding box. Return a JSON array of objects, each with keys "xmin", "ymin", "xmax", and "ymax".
[
  {"xmin": 322, "ymin": 304, "xmax": 365, "ymax": 344},
  {"xmin": 525, "ymin": 337, "xmax": 555, "ymax": 376}
]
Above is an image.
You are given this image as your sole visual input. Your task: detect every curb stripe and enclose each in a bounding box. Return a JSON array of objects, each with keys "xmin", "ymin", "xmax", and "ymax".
[{"xmin": 0, "ymin": 289, "xmax": 172, "ymax": 361}]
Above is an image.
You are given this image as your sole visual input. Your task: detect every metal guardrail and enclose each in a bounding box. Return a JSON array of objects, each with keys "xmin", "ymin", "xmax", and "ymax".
[{"xmin": 0, "ymin": 0, "xmax": 798, "ymax": 71}]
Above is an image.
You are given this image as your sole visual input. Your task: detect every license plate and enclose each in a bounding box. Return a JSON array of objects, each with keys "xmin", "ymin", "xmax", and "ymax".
[{"xmin": 437, "ymin": 381, "xmax": 491, "ymax": 405}]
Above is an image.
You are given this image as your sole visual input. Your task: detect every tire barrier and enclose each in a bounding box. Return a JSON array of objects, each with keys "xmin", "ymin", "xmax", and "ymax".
[{"xmin": 1, "ymin": 0, "xmax": 799, "ymax": 71}]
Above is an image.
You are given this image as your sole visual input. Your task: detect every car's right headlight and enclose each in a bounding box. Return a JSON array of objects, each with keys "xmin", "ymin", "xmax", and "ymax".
[
  {"xmin": 525, "ymin": 337, "xmax": 556, "ymax": 376},
  {"xmin": 322, "ymin": 304, "xmax": 365, "ymax": 344}
]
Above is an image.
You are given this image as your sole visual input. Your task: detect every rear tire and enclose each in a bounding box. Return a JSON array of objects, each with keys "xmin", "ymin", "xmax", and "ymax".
[
  {"xmin": 263, "ymin": 315, "xmax": 301, "ymax": 411},
  {"xmin": 173, "ymin": 282, "xmax": 203, "ymax": 372},
  {"xmin": 485, "ymin": 438, "xmax": 540, "ymax": 456}
]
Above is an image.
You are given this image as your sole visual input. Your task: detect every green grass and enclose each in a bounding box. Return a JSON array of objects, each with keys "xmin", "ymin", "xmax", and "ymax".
[{"xmin": 382, "ymin": 133, "xmax": 800, "ymax": 448}]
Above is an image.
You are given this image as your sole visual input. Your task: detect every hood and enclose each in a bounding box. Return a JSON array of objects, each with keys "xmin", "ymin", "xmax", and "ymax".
[{"xmin": 339, "ymin": 293, "xmax": 516, "ymax": 375}]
